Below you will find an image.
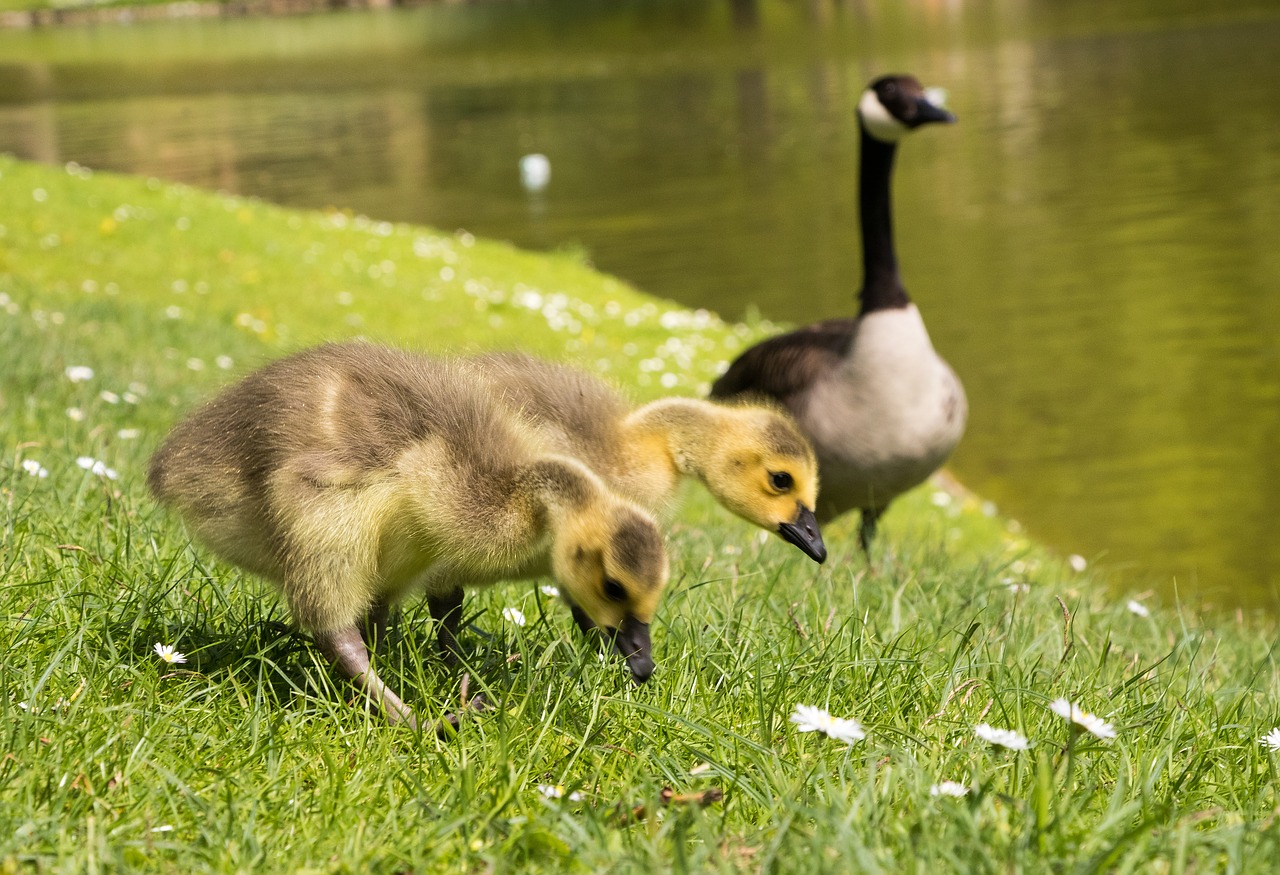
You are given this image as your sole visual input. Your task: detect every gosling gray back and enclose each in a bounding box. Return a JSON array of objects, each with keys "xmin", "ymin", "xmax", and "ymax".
[
  {"xmin": 467, "ymin": 351, "xmax": 635, "ymax": 486},
  {"xmin": 148, "ymin": 343, "xmax": 543, "ymax": 580}
]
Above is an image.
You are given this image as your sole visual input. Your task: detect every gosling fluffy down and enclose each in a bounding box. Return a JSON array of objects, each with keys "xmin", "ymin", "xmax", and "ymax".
[
  {"xmin": 466, "ymin": 351, "xmax": 826, "ymax": 563},
  {"xmin": 148, "ymin": 342, "xmax": 669, "ymax": 727}
]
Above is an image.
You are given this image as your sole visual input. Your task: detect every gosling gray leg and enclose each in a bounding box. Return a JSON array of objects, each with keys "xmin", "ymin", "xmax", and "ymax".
[
  {"xmin": 314, "ymin": 625, "xmax": 417, "ymax": 729},
  {"xmin": 362, "ymin": 600, "xmax": 391, "ymax": 649},
  {"xmin": 426, "ymin": 590, "xmax": 493, "ymax": 726},
  {"xmin": 428, "ymin": 588, "xmax": 465, "ymax": 664}
]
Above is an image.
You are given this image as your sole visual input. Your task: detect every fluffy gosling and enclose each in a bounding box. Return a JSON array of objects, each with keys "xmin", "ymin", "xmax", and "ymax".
[
  {"xmin": 467, "ymin": 352, "xmax": 826, "ymax": 563},
  {"xmin": 148, "ymin": 342, "xmax": 669, "ymax": 728}
]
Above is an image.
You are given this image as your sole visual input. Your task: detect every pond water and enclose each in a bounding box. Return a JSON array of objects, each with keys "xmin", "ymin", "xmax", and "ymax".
[{"xmin": 2, "ymin": 0, "xmax": 1279, "ymax": 607}]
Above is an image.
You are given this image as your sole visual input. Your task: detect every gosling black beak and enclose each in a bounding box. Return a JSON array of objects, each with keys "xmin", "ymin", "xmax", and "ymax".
[
  {"xmin": 609, "ymin": 616, "xmax": 653, "ymax": 684},
  {"xmin": 777, "ymin": 504, "xmax": 827, "ymax": 564},
  {"xmin": 910, "ymin": 95, "xmax": 956, "ymax": 127}
]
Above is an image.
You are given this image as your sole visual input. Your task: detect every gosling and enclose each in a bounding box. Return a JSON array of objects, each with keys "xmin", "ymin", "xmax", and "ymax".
[
  {"xmin": 148, "ymin": 342, "xmax": 669, "ymax": 729},
  {"xmin": 467, "ymin": 352, "xmax": 826, "ymax": 563}
]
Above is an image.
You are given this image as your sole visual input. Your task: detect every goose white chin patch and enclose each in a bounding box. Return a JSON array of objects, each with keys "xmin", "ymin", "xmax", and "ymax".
[{"xmin": 858, "ymin": 89, "xmax": 908, "ymax": 142}]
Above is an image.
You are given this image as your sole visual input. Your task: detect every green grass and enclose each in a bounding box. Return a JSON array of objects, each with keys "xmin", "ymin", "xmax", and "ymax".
[{"xmin": 2, "ymin": 154, "xmax": 1279, "ymax": 873}]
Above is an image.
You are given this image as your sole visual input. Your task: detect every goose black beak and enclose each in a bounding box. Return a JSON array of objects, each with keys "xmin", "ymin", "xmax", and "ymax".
[
  {"xmin": 609, "ymin": 616, "xmax": 654, "ymax": 684},
  {"xmin": 911, "ymin": 97, "xmax": 956, "ymax": 127},
  {"xmin": 777, "ymin": 504, "xmax": 827, "ymax": 564}
]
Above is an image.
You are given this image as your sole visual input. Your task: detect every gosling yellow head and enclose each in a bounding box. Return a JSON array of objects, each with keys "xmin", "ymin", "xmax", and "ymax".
[
  {"xmin": 549, "ymin": 497, "xmax": 668, "ymax": 682},
  {"xmin": 694, "ymin": 403, "xmax": 826, "ymax": 563}
]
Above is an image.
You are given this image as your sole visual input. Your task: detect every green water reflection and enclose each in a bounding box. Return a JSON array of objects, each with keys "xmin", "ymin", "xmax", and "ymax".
[{"xmin": 1, "ymin": 0, "xmax": 1278, "ymax": 606}]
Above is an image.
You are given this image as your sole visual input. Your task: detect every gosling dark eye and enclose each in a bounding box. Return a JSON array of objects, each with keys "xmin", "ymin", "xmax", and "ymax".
[
  {"xmin": 603, "ymin": 578, "xmax": 627, "ymax": 603},
  {"xmin": 769, "ymin": 471, "xmax": 794, "ymax": 492}
]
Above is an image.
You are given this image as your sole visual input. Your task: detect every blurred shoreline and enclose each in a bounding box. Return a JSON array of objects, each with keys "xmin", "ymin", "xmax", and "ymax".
[{"xmin": 0, "ymin": 0, "xmax": 459, "ymax": 30}]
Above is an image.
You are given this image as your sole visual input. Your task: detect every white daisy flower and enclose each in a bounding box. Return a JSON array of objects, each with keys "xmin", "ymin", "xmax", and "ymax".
[
  {"xmin": 67, "ymin": 407, "xmax": 86, "ymax": 422},
  {"xmin": 99, "ymin": 390, "xmax": 120, "ymax": 404},
  {"xmin": 76, "ymin": 456, "xmax": 119, "ymax": 480},
  {"xmin": 501, "ymin": 607, "xmax": 526, "ymax": 627},
  {"xmin": 1260, "ymin": 727, "xmax": 1280, "ymax": 752},
  {"xmin": 21, "ymin": 459, "xmax": 49, "ymax": 478},
  {"xmin": 930, "ymin": 781, "xmax": 969, "ymax": 797},
  {"xmin": 153, "ymin": 643, "xmax": 187, "ymax": 665},
  {"xmin": 790, "ymin": 704, "xmax": 866, "ymax": 745},
  {"xmin": 65, "ymin": 365, "xmax": 94, "ymax": 383},
  {"xmin": 539, "ymin": 585, "xmax": 560, "ymax": 598},
  {"xmin": 974, "ymin": 723, "xmax": 1029, "ymax": 751},
  {"xmin": 117, "ymin": 429, "xmax": 141, "ymax": 440},
  {"xmin": 1068, "ymin": 554, "xmax": 1087, "ymax": 573},
  {"xmin": 1126, "ymin": 600, "xmax": 1150, "ymax": 618},
  {"xmin": 1048, "ymin": 698, "xmax": 1116, "ymax": 740},
  {"xmin": 537, "ymin": 784, "xmax": 583, "ymax": 801}
]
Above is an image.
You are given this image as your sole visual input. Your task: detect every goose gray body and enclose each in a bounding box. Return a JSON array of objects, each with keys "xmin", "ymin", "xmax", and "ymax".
[{"xmin": 711, "ymin": 74, "xmax": 966, "ymax": 549}]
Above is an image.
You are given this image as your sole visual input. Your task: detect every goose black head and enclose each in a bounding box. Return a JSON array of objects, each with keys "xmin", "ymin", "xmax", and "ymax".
[{"xmin": 858, "ymin": 74, "xmax": 956, "ymax": 143}]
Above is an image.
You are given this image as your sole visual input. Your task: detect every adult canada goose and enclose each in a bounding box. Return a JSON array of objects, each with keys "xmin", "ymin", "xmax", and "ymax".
[
  {"xmin": 148, "ymin": 342, "xmax": 669, "ymax": 729},
  {"xmin": 466, "ymin": 352, "xmax": 826, "ymax": 563},
  {"xmin": 710, "ymin": 73, "xmax": 966, "ymax": 552}
]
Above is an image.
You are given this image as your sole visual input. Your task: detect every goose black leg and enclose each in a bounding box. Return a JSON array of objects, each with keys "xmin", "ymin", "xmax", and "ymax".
[{"xmin": 859, "ymin": 507, "xmax": 884, "ymax": 555}]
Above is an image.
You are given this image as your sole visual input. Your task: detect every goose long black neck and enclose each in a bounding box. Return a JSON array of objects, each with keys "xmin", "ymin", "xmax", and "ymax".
[{"xmin": 858, "ymin": 130, "xmax": 910, "ymax": 315}]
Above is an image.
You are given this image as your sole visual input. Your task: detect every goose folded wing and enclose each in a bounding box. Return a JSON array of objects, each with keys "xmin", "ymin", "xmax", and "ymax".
[{"xmin": 711, "ymin": 319, "xmax": 855, "ymax": 403}]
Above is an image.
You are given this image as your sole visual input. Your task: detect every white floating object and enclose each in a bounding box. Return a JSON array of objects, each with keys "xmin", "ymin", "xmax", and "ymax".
[{"xmin": 519, "ymin": 153, "xmax": 550, "ymax": 192}]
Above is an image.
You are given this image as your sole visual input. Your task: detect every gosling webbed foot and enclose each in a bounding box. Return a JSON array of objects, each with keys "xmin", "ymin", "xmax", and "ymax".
[{"xmin": 432, "ymin": 675, "xmax": 494, "ymax": 738}]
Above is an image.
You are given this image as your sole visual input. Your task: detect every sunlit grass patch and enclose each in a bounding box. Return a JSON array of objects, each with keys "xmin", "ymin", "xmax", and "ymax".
[{"xmin": 2, "ymin": 155, "xmax": 1280, "ymax": 872}]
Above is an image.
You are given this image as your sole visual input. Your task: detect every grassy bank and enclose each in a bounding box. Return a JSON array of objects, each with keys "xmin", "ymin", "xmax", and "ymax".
[{"xmin": 2, "ymin": 155, "xmax": 1279, "ymax": 873}]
